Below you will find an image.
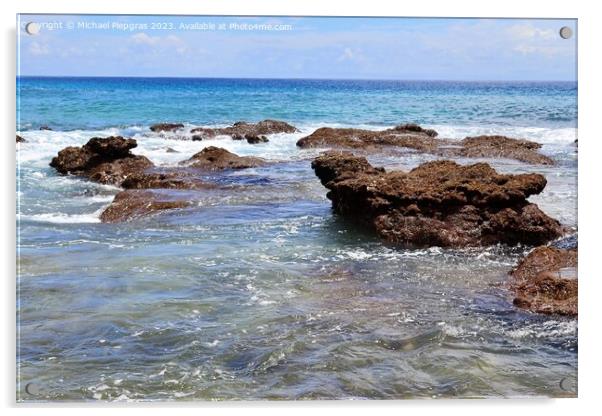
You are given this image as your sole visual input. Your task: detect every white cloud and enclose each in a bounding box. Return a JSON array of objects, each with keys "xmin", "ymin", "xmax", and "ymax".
[
  {"xmin": 507, "ymin": 24, "xmax": 556, "ymax": 40},
  {"xmin": 28, "ymin": 41, "xmax": 49, "ymax": 56},
  {"xmin": 129, "ymin": 33, "xmax": 188, "ymax": 55}
]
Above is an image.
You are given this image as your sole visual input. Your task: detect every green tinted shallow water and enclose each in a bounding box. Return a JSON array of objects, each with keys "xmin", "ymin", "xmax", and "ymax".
[
  {"xmin": 16, "ymin": 78, "xmax": 577, "ymax": 401},
  {"xmin": 17, "ymin": 136, "xmax": 577, "ymax": 401}
]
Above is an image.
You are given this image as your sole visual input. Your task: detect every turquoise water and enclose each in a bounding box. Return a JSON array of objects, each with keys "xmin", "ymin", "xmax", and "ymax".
[
  {"xmin": 17, "ymin": 78, "xmax": 577, "ymax": 401},
  {"xmin": 17, "ymin": 77, "xmax": 577, "ymax": 131}
]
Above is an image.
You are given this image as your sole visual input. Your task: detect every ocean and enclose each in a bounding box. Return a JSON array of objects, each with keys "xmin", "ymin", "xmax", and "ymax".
[{"xmin": 16, "ymin": 77, "xmax": 578, "ymax": 401}]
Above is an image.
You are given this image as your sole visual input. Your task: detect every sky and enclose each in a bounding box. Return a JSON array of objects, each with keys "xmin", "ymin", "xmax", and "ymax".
[{"xmin": 17, "ymin": 15, "xmax": 577, "ymax": 81}]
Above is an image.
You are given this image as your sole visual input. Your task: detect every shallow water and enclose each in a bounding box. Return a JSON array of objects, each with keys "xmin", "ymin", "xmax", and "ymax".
[{"xmin": 16, "ymin": 79, "xmax": 577, "ymax": 401}]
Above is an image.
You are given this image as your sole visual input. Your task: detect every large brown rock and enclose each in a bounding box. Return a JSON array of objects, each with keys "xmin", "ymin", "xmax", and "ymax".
[
  {"xmin": 298, "ymin": 125, "xmax": 553, "ymax": 165},
  {"xmin": 49, "ymin": 136, "xmax": 153, "ymax": 186},
  {"xmin": 190, "ymin": 119, "xmax": 298, "ymax": 140},
  {"xmin": 312, "ymin": 152, "xmax": 564, "ymax": 247},
  {"xmin": 181, "ymin": 146, "xmax": 265, "ymax": 170},
  {"xmin": 510, "ymin": 244, "xmax": 577, "ymax": 316},
  {"xmin": 100, "ymin": 190, "xmax": 190, "ymax": 223}
]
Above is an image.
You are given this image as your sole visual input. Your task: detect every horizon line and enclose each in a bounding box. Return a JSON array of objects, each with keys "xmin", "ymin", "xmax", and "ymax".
[{"xmin": 16, "ymin": 75, "xmax": 576, "ymax": 83}]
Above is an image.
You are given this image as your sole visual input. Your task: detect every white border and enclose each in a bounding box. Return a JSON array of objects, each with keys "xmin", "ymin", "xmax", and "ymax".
[{"xmin": 3, "ymin": 0, "xmax": 601, "ymax": 414}]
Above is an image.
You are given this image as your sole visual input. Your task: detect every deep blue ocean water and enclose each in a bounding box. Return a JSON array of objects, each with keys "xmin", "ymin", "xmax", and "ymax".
[{"xmin": 17, "ymin": 77, "xmax": 578, "ymax": 401}]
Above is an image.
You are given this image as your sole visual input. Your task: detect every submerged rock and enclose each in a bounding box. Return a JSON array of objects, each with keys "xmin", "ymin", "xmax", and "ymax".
[
  {"xmin": 16, "ymin": 135, "xmax": 25, "ymax": 143},
  {"xmin": 39, "ymin": 125, "xmax": 52, "ymax": 131},
  {"xmin": 312, "ymin": 152, "xmax": 564, "ymax": 247},
  {"xmin": 100, "ymin": 190, "xmax": 190, "ymax": 223},
  {"xmin": 181, "ymin": 146, "xmax": 266, "ymax": 170},
  {"xmin": 150, "ymin": 123, "xmax": 184, "ymax": 132},
  {"xmin": 298, "ymin": 125, "xmax": 553, "ymax": 165},
  {"xmin": 190, "ymin": 119, "xmax": 298, "ymax": 140},
  {"xmin": 49, "ymin": 136, "xmax": 153, "ymax": 186},
  {"xmin": 510, "ymin": 244, "xmax": 577, "ymax": 316}
]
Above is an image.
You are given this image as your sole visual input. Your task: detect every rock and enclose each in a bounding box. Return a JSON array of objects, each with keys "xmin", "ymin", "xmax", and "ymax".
[
  {"xmin": 100, "ymin": 190, "xmax": 190, "ymax": 223},
  {"xmin": 16, "ymin": 135, "xmax": 25, "ymax": 143},
  {"xmin": 165, "ymin": 147, "xmax": 179, "ymax": 153},
  {"xmin": 121, "ymin": 170, "xmax": 216, "ymax": 190},
  {"xmin": 181, "ymin": 146, "xmax": 266, "ymax": 171},
  {"xmin": 39, "ymin": 125, "xmax": 52, "ymax": 131},
  {"xmin": 246, "ymin": 134, "xmax": 269, "ymax": 144},
  {"xmin": 297, "ymin": 126, "xmax": 553, "ymax": 165},
  {"xmin": 49, "ymin": 136, "xmax": 153, "ymax": 186},
  {"xmin": 190, "ymin": 119, "xmax": 298, "ymax": 140},
  {"xmin": 510, "ymin": 245, "xmax": 577, "ymax": 316},
  {"xmin": 297, "ymin": 126, "xmax": 439, "ymax": 152},
  {"xmin": 454, "ymin": 135, "xmax": 554, "ymax": 165},
  {"xmin": 311, "ymin": 152, "xmax": 564, "ymax": 248},
  {"xmin": 150, "ymin": 123, "xmax": 184, "ymax": 132}
]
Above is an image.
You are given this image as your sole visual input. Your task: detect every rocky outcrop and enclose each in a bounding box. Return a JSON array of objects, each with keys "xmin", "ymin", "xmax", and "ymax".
[
  {"xmin": 100, "ymin": 190, "xmax": 190, "ymax": 223},
  {"xmin": 121, "ymin": 170, "xmax": 216, "ymax": 190},
  {"xmin": 297, "ymin": 125, "xmax": 439, "ymax": 152},
  {"xmin": 510, "ymin": 239, "xmax": 577, "ymax": 316},
  {"xmin": 454, "ymin": 135, "xmax": 553, "ymax": 165},
  {"xmin": 181, "ymin": 146, "xmax": 266, "ymax": 170},
  {"xmin": 16, "ymin": 135, "xmax": 25, "ymax": 143},
  {"xmin": 150, "ymin": 123, "xmax": 184, "ymax": 132},
  {"xmin": 39, "ymin": 125, "xmax": 52, "ymax": 131},
  {"xmin": 312, "ymin": 152, "xmax": 564, "ymax": 248},
  {"xmin": 49, "ymin": 136, "xmax": 153, "ymax": 186},
  {"xmin": 298, "ymin": 125, "xmax": 553, "ymax": 165},
  {"xmin": 190, "ymin": 120, "xmax": 298, "ymax": 140}
]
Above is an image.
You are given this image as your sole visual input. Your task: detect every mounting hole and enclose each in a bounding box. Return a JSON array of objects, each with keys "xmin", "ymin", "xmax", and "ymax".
[
  {"xmin": 25, "ymin": 22, "xmax": 41, "ymax": 36},
  {"xmin": 559, "ymin": 26, "xmax": 573, "ymax": 39}
]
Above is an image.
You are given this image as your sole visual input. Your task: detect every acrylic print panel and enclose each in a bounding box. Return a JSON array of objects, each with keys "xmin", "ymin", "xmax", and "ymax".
[{"xmin": 16, "ymin": 14, "xmax": 577, "ymax": 401}]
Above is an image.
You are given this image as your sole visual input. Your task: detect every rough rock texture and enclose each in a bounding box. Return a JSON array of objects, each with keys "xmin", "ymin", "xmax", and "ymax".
[
  {"xmin": 190, "ymin": 120, "xmax": 298, "ymax": 140},
  {"xmin": 312, "ymin": 152, "xmax": 564, "ymax": 247},
  {"xmin": 150, "ymin": 123, "xmax": 184, "ymax": 132},
  {"xmin": 298, "ymin": 125, "xmax": 553, "ymax": 165},
  {"xmin": 510, "ymin": 242, "xmax": 577, "ymax": 316},
  {"xmin": 297, "ymin": 125, "xmax": 439, "ymax": 152},
  {"xmin": 121, "ymin": 170, "xmax": 217, "ymax": 190},
  {"xmin": 16, "ymin": 135, "xmax": 25, "ymax": 143},
  {"xmin": 100, "ymin": 190, "xmax": 190, "ymax": 223},
  {"xmin": 49, "ymin": 136, "xmax": 153, "ymax": 186},
  {"xmin": 454, "ymin": 135, "xmax": 553, "ymax": 165},
  {"xmin": 182, "ymin": 146, "xmax": 266, "ymax": 170}
]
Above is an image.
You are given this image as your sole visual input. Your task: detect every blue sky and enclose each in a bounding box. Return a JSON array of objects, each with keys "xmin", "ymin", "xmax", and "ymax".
[{"xmin": 17, "ymin": 15, "xmax": 577, "ymax": 80}]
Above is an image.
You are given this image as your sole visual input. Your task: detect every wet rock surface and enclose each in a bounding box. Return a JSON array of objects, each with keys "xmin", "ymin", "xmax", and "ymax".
[
  {"xmin": 16, "ymin": 135, "xmax": 26, "ymax": 143},
  {"xmin": 510, "ymin": 241, "xmax": 578, "ymax": 316},
  {"xmin": 49, "ymin": 136, "xmax": 153, "ymax": 186},
  {"xmin": 182, "ymin": 146, "xmax": 266, "ymax": 170},
  {"xmin": 312, "ymin": 152, "xmax": 564, "ymax": 247},
  {"xmin": 298, "ymin": 125, "xmax": 553, "ymax": 165},
  {"xmin": 190, "ymin": 119, "xmax": 298, "ymax": 140},
  {"xmin": 121, "ymin": 170, "xmax": 217, "ymax": 190},
  {"xmin": 100, "ymin": 190, "xmax": 191, "ymax": 223},
  {"xmin": 150, "ymin": 123, "xmax": 185, "ymax": 132}
]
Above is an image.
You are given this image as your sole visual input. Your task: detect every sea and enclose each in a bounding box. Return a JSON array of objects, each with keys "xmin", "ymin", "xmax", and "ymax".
[{"xmin": 16, "ymin": 77, "xmax": 578, "ymax": 401}]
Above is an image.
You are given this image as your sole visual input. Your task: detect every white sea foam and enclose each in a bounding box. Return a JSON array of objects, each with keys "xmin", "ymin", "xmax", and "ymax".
[{"xmin": 18, "ymin": 207, "xmax": 105, "ymax": 224}]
